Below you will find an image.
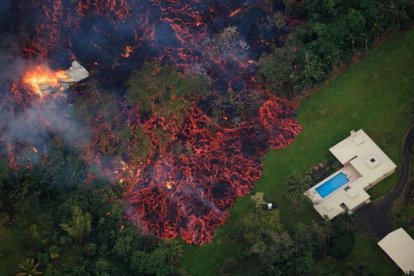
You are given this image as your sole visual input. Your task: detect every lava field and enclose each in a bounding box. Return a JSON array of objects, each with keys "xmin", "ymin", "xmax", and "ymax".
[{"xmin": 0, "ymin": 0, "xmax": 302, "ymax": 244}]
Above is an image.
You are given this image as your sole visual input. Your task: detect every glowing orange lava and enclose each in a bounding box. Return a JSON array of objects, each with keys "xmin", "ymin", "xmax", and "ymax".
[{"xmin": 22, "ymin": 65, "xmax": 68, "ymax": 97}]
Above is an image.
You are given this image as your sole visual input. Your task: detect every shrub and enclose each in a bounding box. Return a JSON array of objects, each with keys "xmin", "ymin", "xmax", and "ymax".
[{"xmin": 328, "ymin": 233, "xmax": 355, "ymax": 259}]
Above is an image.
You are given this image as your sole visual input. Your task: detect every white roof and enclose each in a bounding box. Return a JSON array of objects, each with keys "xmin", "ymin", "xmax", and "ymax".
[
  {"xmin": 329, "ymin": 130, "xmax": 396, "ymax": 172},
  {"xmin": 63, "ymin": 61, "xmax": 90, "ymax": 83},
  {"xmin": 306, "ymin": 130, "xmax": 396, "ymax": 219},
  {"xmin": 378, "ymin": 228, "xmax": 414, "ymax": 274}
]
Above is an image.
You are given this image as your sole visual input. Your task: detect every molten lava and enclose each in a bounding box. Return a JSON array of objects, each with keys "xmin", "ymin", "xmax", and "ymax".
[
  {"xmin": 4, "ymin": 0, "xmax": 302, "ymax": 244},
  {"xmin": 22, "ymin": 65, "xmax": 68, "ymax": 97}
]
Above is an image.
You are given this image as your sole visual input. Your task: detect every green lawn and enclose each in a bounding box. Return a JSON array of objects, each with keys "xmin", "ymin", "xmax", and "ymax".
[
  {"xmin": 333, "ymin": 234, "xmax": 401, "ymax": 275},
  {"xmin": 180, "ymin": 28, "xmax": 414, "ymax": 275}
]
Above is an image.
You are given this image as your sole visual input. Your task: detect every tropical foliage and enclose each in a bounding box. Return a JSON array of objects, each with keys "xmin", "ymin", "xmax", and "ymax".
[
  {"xmin": 258, "ymin": 0, "xmax": 414, "ymax": 97},
  {"xmin": 60, "ymin": 206, "xmax": 92, "ymax": 242},
  {"xmin": 16, "ymin": 258, "xmax": 42, "ymax": 276}
]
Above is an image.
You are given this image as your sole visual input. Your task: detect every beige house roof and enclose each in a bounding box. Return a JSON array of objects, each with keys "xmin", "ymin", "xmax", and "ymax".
[
  {"xmin": 378, "ymin": 228, "xmax": 414, "ymax": 274},
  {"xmin": 305, "ymin": 129, "xmax": 397, "ymax": 219},
  {"xmin": 330, "ymin": 130, "xmax": 396, "ymax": 178},
  {"xmin": 63, "ymin": 61, "xmax": 90, "ymax": 83}
]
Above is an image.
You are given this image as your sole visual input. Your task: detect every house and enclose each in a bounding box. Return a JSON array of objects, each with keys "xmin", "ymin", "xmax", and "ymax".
[
  {"xmin": 304, "ymin": 129, "xmax": 397, "ymax": 219},
  {"xmin": 378, "ymin": 228, "xmax": 414, "ymax": 274}
]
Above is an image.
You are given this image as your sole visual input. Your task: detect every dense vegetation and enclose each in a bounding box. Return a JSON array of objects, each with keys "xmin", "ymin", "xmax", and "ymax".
[
  {"xmin": 258, "ymin": 0, "xmax": 414, "ymax": 97},
  {"xmin": 0, "ymin": 153, "xmax": 184, "ymax": 275}
]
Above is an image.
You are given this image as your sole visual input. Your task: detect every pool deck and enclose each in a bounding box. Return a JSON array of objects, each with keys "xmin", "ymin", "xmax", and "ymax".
[
  {"xmin": 306, "ymin": 164, "xmax": 360, "ymax": 203},
  {"xmin": 305, "ymin": 130, "xmax": 396, "ymax": 220}
]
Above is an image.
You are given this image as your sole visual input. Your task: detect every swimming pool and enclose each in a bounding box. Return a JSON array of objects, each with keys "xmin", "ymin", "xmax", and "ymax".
[{"xmin": 315, "ymin": 172, "xmax": 349, "ymax": 198}]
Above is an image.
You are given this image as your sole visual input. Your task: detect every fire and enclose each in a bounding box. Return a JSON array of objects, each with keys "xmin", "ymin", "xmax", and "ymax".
[
  {"xmin": 121, "ymin": 45, "xmax": 133, "ymax": 58},
  {"xmin": 22, "ymin": 65, "xmax": 68, "ymax": 97},
  {"xmin": 165, "ymin": 181, "xmax": 174, "ymax": 190}
]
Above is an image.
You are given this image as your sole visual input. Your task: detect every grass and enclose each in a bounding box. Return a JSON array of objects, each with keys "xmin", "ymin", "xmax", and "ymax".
[
  {"xmin": 180, "ymin": 28, "xmax": 414, "ymax": 275},
  {"xmin": 334, "ymin": 234, "xmax": 401, "ymax": 275}
]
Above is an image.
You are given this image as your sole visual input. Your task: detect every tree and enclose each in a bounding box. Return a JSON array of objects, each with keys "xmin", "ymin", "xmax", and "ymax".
[
  {"xmin": 203, "ymin": 26, "xmax": 249, "ymax": 62},
  {"xmin": 325, "ymin": 46, "xmax": 342, "ymax": 70},
  {"xmin": 127, "ymin": 62, "xmax": 194, "ymax": 118},
  {"xmin": 328, "ymin": 233, "xmax": 354, "ymax": 259},
  {"xmin": 250, "ymin": 192, "xmax": 266, "ymax": 209},
  {"xmin": 60, "ymin": 206, "xmax": 92, "ymax": 242},
  {"xmin": 332, "ymin": 213, "xmax": 356, "ymax": 233},
  {"xmin": 272, "ymin": 12, "xmax": 286, "ymax": 29},
  {"xmin": 94, "ymin": 259, "xmax": 114, "ymax": 275},
  {"xmin": 219, "ymin": 258, "xmax": 238, "ymax": 275},
  {"xmin": 237, "ymin": 209, "xmax": 283, "ymax": 247},
  {"xmin": 161, "ymin": 240, "xmax": 183, "ymax": 265},
  {"xmin": 345, "ymin": 9, "xmax": 367, "ymax": 52},
  {"xmin": 129, "ymin": 248, "xmax": 171, "ymax": 275},
  {"xmin": 113, "ymin": 235, "xmax": 134, "ymax": 258},
  {"xmin": 286, "ymin": 173, "xmax": 311, "ymax": 205},
  {"xmin": 383, "ymin": 1, "xmax": 399, "ymax": 24},
  {"xmin": 303, "ymin": 51, "xmax": 325, "ymax": 84},
  {"xmin": 258, "ymin": 47, "xmax": 294, "ymax": 97},
  {"xmin": 48, "ymin": 245, "xmax": 60, "ymax": 260},
  {"xmin": 288, "ymin": 252, "xmax": 315, "ymax": 275},
  {"xmin": 16, "ymin": 258, "xmax": 43, "ymax": 276}
]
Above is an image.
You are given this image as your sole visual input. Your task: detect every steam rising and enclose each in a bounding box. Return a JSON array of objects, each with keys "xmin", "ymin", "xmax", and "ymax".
[{"xmin": 0, "ymin": 35, "xmax": 89, "ymax": 160}]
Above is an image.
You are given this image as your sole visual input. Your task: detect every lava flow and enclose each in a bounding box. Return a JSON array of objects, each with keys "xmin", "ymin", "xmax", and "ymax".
[{"xmin": 2, "ymin": 0, "xmax": 302, "ymax": 244}]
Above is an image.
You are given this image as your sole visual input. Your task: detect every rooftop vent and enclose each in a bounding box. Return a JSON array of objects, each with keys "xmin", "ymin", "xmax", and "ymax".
[{"xmin": 365, "ymin": 154, "xmax": 381, "ymax": 168}]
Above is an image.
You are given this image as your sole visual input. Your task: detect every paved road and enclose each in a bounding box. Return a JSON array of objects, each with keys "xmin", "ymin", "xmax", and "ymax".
[{"xmin": 355, "ymin": 124, "xmax": 414, "ymax": 239}]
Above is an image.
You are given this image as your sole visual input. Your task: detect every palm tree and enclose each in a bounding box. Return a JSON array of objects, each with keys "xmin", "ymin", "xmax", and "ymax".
[
  {"xmin": 16, "ymin": 258, "xmax": 42, "ymax": 276},
  {"xmin": 303, "ymin": 51, "xmax": 324, "ymax": 83},
  {"xmin": 371, "ymin": 22, "xmax": 384, "ymax": 40},
  {"xmin": 162, "ymin": 240, "xmax": 184, "ymax": 265},
  {"xmin": 383, "ymin": 2, "xmax": 398, "ymax": 23},
  {"xmin": 333, "ymin": 214, "xmax": 356, "ymax": 232},
  {"xmin": 325, "ymin": 46, "xmax": 342, "ymax": 70},
  {"xmin": 348, "ymin": 33, "xmax": 357, "ymax": 53},
  {"xmin": 286, "ymin": 174, "xmax": 311, "ymax": 205},
  {"xmin": 60, "ymin": 206, "xmax": 92, "ymax": 242}
]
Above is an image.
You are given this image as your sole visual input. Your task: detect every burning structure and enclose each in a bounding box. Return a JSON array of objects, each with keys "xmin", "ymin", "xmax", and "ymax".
[
  {"xmin": 1, "ymin": 0, "xmax": 302, "ymax": 244},
  {"xmin": 22, "ymin": 61, "xmax": 89, "ymax": 97}
]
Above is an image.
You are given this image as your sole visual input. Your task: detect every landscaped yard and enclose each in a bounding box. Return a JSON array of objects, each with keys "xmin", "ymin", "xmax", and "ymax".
[{"xmin": 179, "ymin": 28, "xmax": 414, "ymax": 275}]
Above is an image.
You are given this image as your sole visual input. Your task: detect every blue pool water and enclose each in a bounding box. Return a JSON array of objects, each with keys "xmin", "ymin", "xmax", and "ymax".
[{"xmin": 315, "ymin": 172, "xmax": 349, "ymax": 198}]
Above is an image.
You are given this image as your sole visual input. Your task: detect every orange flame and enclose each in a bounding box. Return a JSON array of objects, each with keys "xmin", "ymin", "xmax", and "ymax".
[
  {"xmin": 165, "ymin": 181, "xmax": 174, "ymax": 190},
  {"xmin": 121, "ymin": 45, "xmax": 133, "ymax": 58},
  {"xmin": 22, "ymin": 65, "xmax": 68, "ymax": 97}
]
